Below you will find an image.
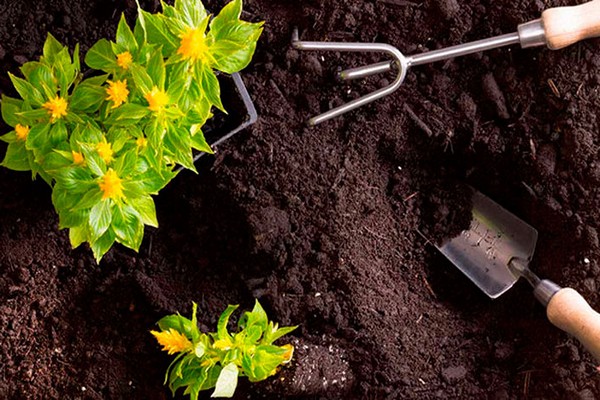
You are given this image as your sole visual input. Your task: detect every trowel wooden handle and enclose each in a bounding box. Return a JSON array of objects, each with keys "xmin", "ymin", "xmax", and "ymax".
[
  {"xmin": 542, "ymin": 0, "xmax": 600, "ymax": 49},
  {"xmin": 546, "ymin": 288, "xmax": 600, "ymax": 361}
]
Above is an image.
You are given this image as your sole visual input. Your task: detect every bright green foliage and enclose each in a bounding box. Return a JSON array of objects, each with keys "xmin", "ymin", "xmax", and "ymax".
[
  {"xmin": 0, "ymin": 0, "xmax": 263, "ymax": 262},
  {"xmin": 151, "ymin": 300, "xmax": 296, "ymax": 399}
]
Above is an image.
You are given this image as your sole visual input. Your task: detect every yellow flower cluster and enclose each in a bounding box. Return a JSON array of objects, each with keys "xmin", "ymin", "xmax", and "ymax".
[
  {"xmin": 42, "ymin": 96, "xmax": 68, "ymax": 122},
  {"xmin": 116, "ymin": 51, "xmax": 133, "ymax": 70},
  {"xmin": 177, "ymin": 28, "xmax": 211, "ymax": 63},
  {"xmin": 145, "ymin": 87, "xmax": 169, "ymax": 112},
  {"xmin": 15, "ymin": 124, "xmax": 30, "ymax": 141},
  {"xmin": 105, "ymin": 79, "xmax": 129, "ymax": 108},
  {"xmin": 96, "ymin": 138, "xmax": 114, "ymax": 165},
  {"xmin": 98, "ymin": 168, "xmax": 124, "ymax": 200},
  {"xmin": 151, "ymin": 329, "xmax": 193, "ymax": 355}
]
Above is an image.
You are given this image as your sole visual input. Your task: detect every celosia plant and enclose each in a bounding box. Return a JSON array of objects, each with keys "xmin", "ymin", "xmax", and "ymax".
[
  {"xmin": 0, "ymin": 0, "xmax": 263, "ymax": 261},
  {"xmin": 151, "ymin": 300, "xmax": 296, "ymax": 399}
]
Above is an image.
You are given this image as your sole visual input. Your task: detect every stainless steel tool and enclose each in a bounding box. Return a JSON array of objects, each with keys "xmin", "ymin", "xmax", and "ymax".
[
  {"xmin": 292, "ymin": 0, "xmax": 600, "ymax": 125},
  {"xmin": 438, "ymin": 190, "xmax": 600, "ymax": 361}
]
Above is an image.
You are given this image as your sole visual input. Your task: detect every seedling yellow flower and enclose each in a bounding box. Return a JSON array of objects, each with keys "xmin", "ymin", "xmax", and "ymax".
[
  {"xmin": 42, "ymin": 96, "xmax": 68, "ymax": 122},
  {"xmin": 151, "ymin": 328, "xmax": 193, "ymax": 355},
  {"xmin": 98, "ymin": 168, "xmax": 124, "ymax": 200},
  {"xmin": 177, "ymin": 28, "xmax": 211, "ymax": 63},
  {"xmin": 15, "ymin": 124, "xmax": 30, "ymax": 141},
  {"xmin": 105, "ymin": 79, "xmax": 129, "ymax": 108},
  {"xmin": 96, "ymin": 138, "xmax": 114, "ymax": 165},
  {"xmin": 281, "ymin": 344, "xmax": 294, "ymax": 364},
  {"xmin": 144, "ymin": 86, "xmax": 169, "ymax": 112},
  {"xmin": 72, "ymin": 151, "xmax": 85, "ymax": 165},
  {"xmin": 116, "ymin": 51, "xmax": 133, "ymax": 70},
  {"xmin": 136, "ymin": 136, "xmax": 148, "ymax": 148},
  {"xmin": 213, "ymin": 337, "xmax": 234, "ymax": 350}
]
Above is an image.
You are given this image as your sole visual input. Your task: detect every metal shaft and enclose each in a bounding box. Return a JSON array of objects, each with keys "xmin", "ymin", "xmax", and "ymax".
[
  {"xmin": 408, "ymin": 32, "xmax": 520, "ymax": 66},
  {"xmin": 339, "ymin": 32, "xmax": 521, "ymax": 80}
]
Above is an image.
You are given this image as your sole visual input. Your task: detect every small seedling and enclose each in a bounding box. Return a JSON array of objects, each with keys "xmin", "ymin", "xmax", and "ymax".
[
  {"xmin": 151, "ymin": 300, "xmax": 296, "ymax": 399},
  {"xmin": 0, "ymin": 0, "xmax": 263, "ymax": 261}
]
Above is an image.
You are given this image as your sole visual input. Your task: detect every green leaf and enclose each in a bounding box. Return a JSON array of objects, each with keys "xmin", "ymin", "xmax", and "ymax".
[
  {"xmin": 113, "ymin": 149, "xmax": 138, "ymax": 176},
  {"xmin": 146, "ymin": 48, "xmax": 166, "ymax": 89},
  {"xmin": 157, "ymin": 315, "xmax": 195, "ymax": 338},
  {"xmin": 1, "ymin": 95, "xmax": 24, "ymax": 127},
  {"xmin": 80, "ymin": 145, "xmax": 106, "ymax": 177},
  {"xmin": 194, "ymin": 342, "xmax": 205, "ymax": 358},
  {"xmin": 68, "ymin": 225, "xmax": 89, "ymax": 248},
  {"xmin": 195, "ymin": 63, "xmax": 225, "ymax": 112},
  {"xmin": 105, "ymin": 103, "xmax": 150, "ymax": 125},
  {"xmin": 113, "ymin": 204, "xmax": 144, "ymax": 251},
  {"xmin": 28, "ymin": 63, "xmax": 58, "ymax": 100},
  {"xmin": 241, "ymin": 300, "xmax": 268, "ymax": 333},
  {"xmin": 116, "ymin": 14, "xmax": 139, "ymax": 53},
  {"xmin": 164, "ymin": 125, "xmax": 195, "ymax": 171},
  {"xmin": 1, "ymin": 142, "xmax": 31, "ymax": 171},
  {"xmin": 190, "ymin": 128, "xmax": 214, "ymax": 154},
  {"xmin": 130, "ymin": 195, "xmax": 158, "ymax": 227},
  {"xmin": 25, "ymin": 123, "xmax": 51, "ymax": 153},
  {"xmin": 174, "ymin": 0, "xmax": 207, "ymax": 27},
  {"xmin": 129, "ymin": 64, "xmax": 154, "ymax": 94},
  {"xmin": 85, "ymin": 39, "xmax": 117, "ymax": 72},
  {"xmin": 139, "ymin": 10, "xmax": 178, "ymax": 56},
  {"xmin": 58, "ymin": 208, "xmax": 88, "ymax": 230},
  {"xmin": 217, "ymin": 304, "xmax": 238, "ymax": 341},
  {"xmin": 70, "ymin": 82, "xmax": 106, "ymax": 113},
  {"xmin": 244, "ymin": 345, "xmax": 287, "ymax": 382},
  {"xmin": 89, "ymin": 200, "xmax": 113, "ymax": 241},
  {"xmin": 209, "ymin": 26, "xmax": 263, "ymax": 74},
  {"xmin": 71, "ymin": 188, "xmax": 104, "ymax": 211},
  {"xmin": 210, "ymin": 0, "xmax": 242, "ymax": 30},
  {"xmin": 54, "ymin": 167, "xmax": 96, "ymax": 194},
  {"xmin": 211, "ymin": 363, "xmax": 238, "ymax": 398},
  {"xmin": 91, "ymin": 228, "xmax": 116, "ymax": 262},
  {"xmin": 264, "ymin": 323, "xmax": 297, "ymax": 345},
  {"xmin": 8, "ymin": 73, "xmax": 45, "ymax": 106},
  {"xmin": 49, "ymin": 122, "xmax": 68, "ymax": 146},
  {"xmin": 42, "ymin": 33, "xmax": 66, "ymax": 64}
]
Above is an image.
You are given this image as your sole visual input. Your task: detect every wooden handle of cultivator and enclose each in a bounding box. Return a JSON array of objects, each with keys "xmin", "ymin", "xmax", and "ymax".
[
  {"xmin": 546, "ymin": 288, "xmax": 600, "ymax": 361},
  {"xmin": 542, "ymin": 0, "xmax": 600, "ymax": 49}
]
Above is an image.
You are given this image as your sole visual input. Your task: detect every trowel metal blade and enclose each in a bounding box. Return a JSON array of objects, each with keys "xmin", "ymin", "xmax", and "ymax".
[{"xmin": 438, "ymin": 190, "xmax": 538, "ymax": 298}]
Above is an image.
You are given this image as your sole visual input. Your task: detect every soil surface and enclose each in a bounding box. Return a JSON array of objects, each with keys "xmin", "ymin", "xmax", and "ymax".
[{"xmin": 1, "ymin": 0, "xmax": 600, "ymax": 399}]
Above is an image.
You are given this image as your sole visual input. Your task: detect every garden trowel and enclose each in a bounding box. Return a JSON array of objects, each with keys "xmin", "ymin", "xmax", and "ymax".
[{"xmin": 438, "ymin": 190, "xmax": 600, "ymax": 361}]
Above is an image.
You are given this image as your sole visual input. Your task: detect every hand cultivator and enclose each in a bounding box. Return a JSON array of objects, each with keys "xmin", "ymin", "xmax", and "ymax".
[{"xmin": 292, "ymin": 0, "xmax": 600, "ymax": 125}]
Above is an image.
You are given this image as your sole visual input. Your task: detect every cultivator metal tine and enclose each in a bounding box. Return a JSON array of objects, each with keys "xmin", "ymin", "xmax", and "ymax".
[
  {"xmin": 338, "ymin": 60, "xmax": 395, "ymax": 81},
  {"xmin": 291, "ymin": 28, "xmax": 409, "ymax": 126}
]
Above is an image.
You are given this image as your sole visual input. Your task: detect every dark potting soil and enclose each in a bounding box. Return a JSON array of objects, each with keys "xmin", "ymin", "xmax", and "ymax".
[{"xmin": 1, "ymin": 0, "xmax": 600, "ymax": 399}]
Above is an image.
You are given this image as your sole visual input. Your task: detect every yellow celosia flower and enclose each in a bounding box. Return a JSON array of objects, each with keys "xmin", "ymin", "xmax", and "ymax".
[
  {"xmin": 150, "ymin": 329, "xmax": 193, "ymax": 355},
  {"xmin": 15, "ymin": 124, "xmax": 30, "ymax": 141},
  {"xmin": 96, "ymin": 138, "xmax": 114, "ymax": 165},
  {"xmin": 281, "ymin": 344, "xmax": 294, "ymax": 364},
  {"xmin": 177, "ymin": 28, "xmax": 211, "ymax": 63},
  {"xmin": 42, "ymin": 96, "xmax": 68, "ymax": 122},
  {"xmin": 136, "ymin": 136, "xmax": 148, "ymax": 148},
  {"xmin": 98, "ymin": 168, "xmax": 124, "ymax": 200},
  {"xmin": 116, "ymin": 51, "xmax": 133, "ymax": 70},
  {"xmin": 213, "ymin": 337, "xmax": 234, "ymax": 351},
  {"xmin": 105, "ymin": 79, "xmax": 129, "ymax": 108},
  {"xmin": 72, "ymin": 151, "xmax": 85, "ymax": 165},
  {"xmin": 144, "ymin": 86, "xmax": 169, "ymax": 112}
]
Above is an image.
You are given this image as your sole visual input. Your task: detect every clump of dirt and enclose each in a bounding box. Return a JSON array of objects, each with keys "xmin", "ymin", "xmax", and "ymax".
[{"xmin": 1, "ymin": 0, "xmax": 600, "ymax": 399}]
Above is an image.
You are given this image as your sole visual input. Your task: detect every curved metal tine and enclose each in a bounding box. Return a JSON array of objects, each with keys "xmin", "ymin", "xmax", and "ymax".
[
  {"xmin": 339, "ymin": 60, "xmax": 394, "ymax": 81},
  {"xmin": 292, "ymin": 28, "xmax": 409, "ymax": 126}
]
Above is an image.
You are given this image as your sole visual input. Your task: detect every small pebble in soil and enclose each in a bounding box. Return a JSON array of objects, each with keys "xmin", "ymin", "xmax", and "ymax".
[{"xmin": 441, "ymin": 365, "xmax": 467, "ymax": 383}]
